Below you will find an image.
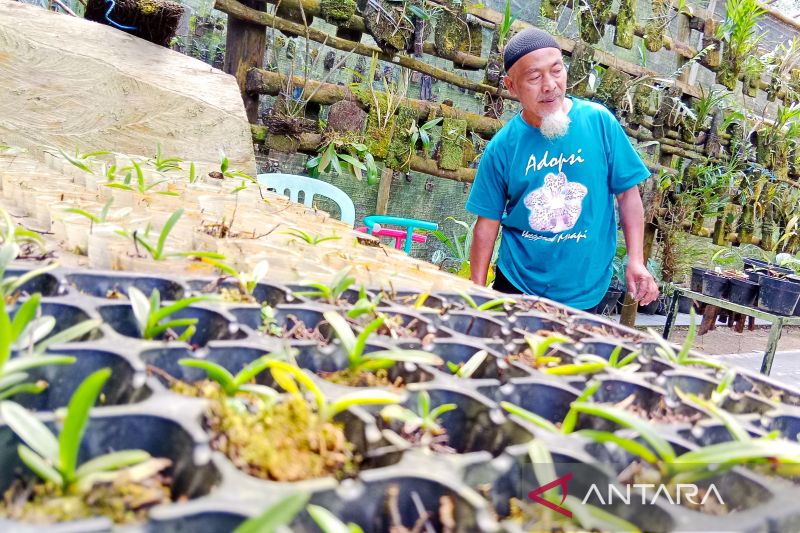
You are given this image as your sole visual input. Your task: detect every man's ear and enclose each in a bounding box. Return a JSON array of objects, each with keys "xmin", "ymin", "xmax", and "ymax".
[{"xmin": 503, "ymin": 75, "xmax": 516, "ymax": 97}]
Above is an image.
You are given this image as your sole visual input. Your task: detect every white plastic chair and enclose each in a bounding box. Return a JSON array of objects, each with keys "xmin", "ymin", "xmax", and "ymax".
[{"xmin": 256, "ymin": 173, "xmax": 356, "ymax": 225}]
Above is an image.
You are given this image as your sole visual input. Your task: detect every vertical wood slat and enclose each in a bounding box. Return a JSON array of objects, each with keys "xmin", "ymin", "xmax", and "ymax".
[
  {"xmin": 224, "ymin": 0, "xmax": 267, "ymax": 122},
  {"xmin": 375, "ymin": 167, "xmax": 393, "ymax": 215}
]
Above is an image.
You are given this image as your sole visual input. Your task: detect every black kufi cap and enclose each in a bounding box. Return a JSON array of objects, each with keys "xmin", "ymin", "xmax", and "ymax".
[{"xmin": 503, "ymin": 28, "xmax": 561, "ymax": 73}]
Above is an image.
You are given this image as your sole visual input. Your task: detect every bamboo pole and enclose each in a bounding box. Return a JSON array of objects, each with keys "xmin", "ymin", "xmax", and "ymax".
[
  {"xmin": 252, "ymin": 0, "xmax": 488, "ymax": 69},
  {"xmin": 245, "ymin": 68, "xmax": 504, "ymax": 135},
  {"xmin": 214, "ymin": 0, "xmax": 512, "ymax": 98},
  {"xmin": 262, "ymin": 130, "xmax": 480, "ymax": 182}
]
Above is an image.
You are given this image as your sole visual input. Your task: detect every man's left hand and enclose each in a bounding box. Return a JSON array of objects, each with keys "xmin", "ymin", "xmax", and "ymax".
[{"xmin": 626, "ymin": 261, "xmax": 659, "ymax": 305}]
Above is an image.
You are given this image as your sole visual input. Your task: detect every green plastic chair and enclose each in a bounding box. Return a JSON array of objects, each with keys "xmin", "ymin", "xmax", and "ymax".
[
  {"xmin": 363, "ymin": 215, "xmax": 438, "ymax": 255},
  {"xmin": 256, "ymin": 173, "xmax": 356, "ymax": 225}
]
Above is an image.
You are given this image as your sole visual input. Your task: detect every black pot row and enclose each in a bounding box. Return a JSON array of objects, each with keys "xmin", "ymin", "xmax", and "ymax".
[{"xmin": 692, "ymin": 266, "xmax": 800, "ymax": 316}]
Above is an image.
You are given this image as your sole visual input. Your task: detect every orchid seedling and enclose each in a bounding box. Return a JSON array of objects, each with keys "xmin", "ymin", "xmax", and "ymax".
[
  {"xmin": 324, "ymin": 311, "xmax": 442, "ymax": 374},
  {"xmin": 0, "ymin": 369, "xmax": 165, "ymax": 493},
  {"xmin": 380, "ymin": 390, "xmax": 456, "ymax": 436},
  {"xmin": 454, "ymin": 289, "xmax": 515, "ymax": 312},
  {"xmin": 292, "ymin": 268, "xmax": 355, "ymax": 305},
  {"xmin": 264, "ymin": 359, "xmax": 402, "ymax": 422},
  {"xmin": 446, "ymin": 349, "xmax": 489, "ymax": 378},
  {"xmin": 128, "ymin": 287, "xmax": 215, "ymax": 342},
  {"xmin": 647, "ymin": 309, "xmax": 724, "ymax": 369}
]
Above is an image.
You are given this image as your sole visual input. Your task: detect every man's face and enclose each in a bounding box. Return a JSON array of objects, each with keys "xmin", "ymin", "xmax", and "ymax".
[{"xmin": 504, "ymin": 48, "xmax": 567, "ymax": 126}]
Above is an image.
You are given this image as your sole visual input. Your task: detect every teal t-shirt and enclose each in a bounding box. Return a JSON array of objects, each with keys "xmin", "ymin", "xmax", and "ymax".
[{"xmin": 466, "ymin": 98, "xmax": 650, "ymax": 309}]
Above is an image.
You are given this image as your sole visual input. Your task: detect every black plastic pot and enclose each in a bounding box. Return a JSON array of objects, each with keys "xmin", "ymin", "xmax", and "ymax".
[
  {"xmin": 678, "ymin": 420, "xmax": 763, "ymax": 446},
  {"xmin": 435, "ymin": 291, "xmax": 502, "ymax": 313},
  {"xmin": 758, "ymin": 275, "xmax": 800, "ymax": 315},
  {"xmin": 286, "ymin": 284, "xmax": 364, "ymax": 306},
  {"xmin": 0, "ymin": 411, "xmax": 220, "ymax": 530},
  {"xmin": 425, "ymin": 338, "xmax": 529, "ymax": 380},
  {"xmin": 387, "ymin": 291, "xmax": 446, "ymax": 309},
  {"xmin": 16, "ymin": 347, "xmax": 150, "ymax": 411},
  {"xmin": 509, "ymin": 311, "xmax": 569, "ymax": 337},
  {"xmin": 595, "ymin": 287, "xmax": 622, "ymax": 315},
  {"xmin": 732, "ymin": 370, "xmax": 800, "ymax": 406},
  {"xmin": 747, "ymin": 269, "xmax": 765, "ymax": 284},
  {"xmin": 368, "ymin": 307, "xmax": 433, "ymax": 343},
  {"xmin": 690, "ymin": 266, "xmax": 707, "ymax": 292},
  {"xmin": 227, "ymin": 303, "xmax": 332, "ymax": 343},
  {"xmin": 569, "ymin": 316, "xmax": 643, "ymax": 343},
  {"xmin": 438, "ymin": 311, "xmax": 508, "ymax": 340},
  {"xmin": 463, "ymin": 439, "xmax": 675, "ymax": 533},
  {"xmin": 66, "ymin": 271, "xmax": 187, "ymax": 300},
  {"xmin": 581, "ymin": 377, "xmax": 705, "ymax": 431},
  {"xmin": 743, "ymin": 258, "xmax": 771, "ymax": 271},
  {"xmin": 385, "ymin": 386, "xmax": 533, "ymax": 455},
  {"xmin": 701, "ymin": 271, "xmax": 730, "ymax": 299},
  {"xmin": 677, "ymin": 295, "xmax": 695, "ymax": 314},
  {"xmin": 661, "ymin": 370, "xmax": 777, "ymax": 415},
  {"xmin": 97, "ymin": 303, "xmax": 246, "ymax": 345},
  {"xmin": 477, "ymin": 377, "xmax": 581, "ymax": 430},
  {"xmin": 36, "ymin": 301, "xmax": 105, "ymax": 341},
  {"xmin": 151, "ymin": 472, "xmax": 497, "ymax": 533},
  {"xmin": 639, "ymin": 297, "xmax": 660, "ymax": 314},
  {"xmin": 729, "ymin": 277, "xmax": 759, "ymax": 307},
  {"xmin": 763, "ymin": 413, "xmax": 800, "ymax": 441},
  {"xmin": 579, "ymin": 338, "xmax": 635, "ymax": 362},
  {"xmin": 5, "ymin": 267, "xmax": 63, "ymax": 297},
  {"xmin": 187, "ymin": 278, "xmax": 294, "ymax": 307},
  {"xmin": 141, "ymin": 343, "xmax": 290, "ymax": 393}
]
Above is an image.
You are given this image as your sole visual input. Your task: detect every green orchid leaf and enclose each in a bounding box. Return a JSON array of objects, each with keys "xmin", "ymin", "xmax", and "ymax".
[
  {"xmin": 232, "ymin": 492, "xmax": 310, "ymax": 533},
  {"xmin": 59, "ymin": 368, "xmax": 112, "ymax": 483},
  {"xmin": 0, "ymin": 401, "xmax": 59, "ymax": 461},
  {"xmin": 179, "ymin": 359, "xmax": 236, "ymax": 395}
]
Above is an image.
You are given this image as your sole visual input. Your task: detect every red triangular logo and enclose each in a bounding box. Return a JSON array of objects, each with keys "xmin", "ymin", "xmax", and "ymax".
[{"xmin": 527, "ymin": 472, "xmax": 573, "ymax": 518}]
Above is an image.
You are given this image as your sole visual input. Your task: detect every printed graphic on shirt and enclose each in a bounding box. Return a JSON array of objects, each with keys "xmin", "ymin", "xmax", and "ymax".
[{"xmin": 523, "ymin": 172, "xmax": 587, "ymax": 233}]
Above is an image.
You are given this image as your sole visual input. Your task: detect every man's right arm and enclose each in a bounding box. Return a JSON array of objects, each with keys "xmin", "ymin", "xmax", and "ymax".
[{"xmin": 470, "ymin": 216, "xmax": 501, "ymax": 286}]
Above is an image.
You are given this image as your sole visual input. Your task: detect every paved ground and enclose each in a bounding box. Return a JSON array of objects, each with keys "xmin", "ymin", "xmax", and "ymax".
[{"xmin": 624, "ymin": 311, "xmax": 800, "ymax": 389}]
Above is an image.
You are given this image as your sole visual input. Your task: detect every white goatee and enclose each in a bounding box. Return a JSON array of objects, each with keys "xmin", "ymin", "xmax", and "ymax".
[{"xmin": 539, "ymin": 108, "xmax": 571, "ymax": 140}]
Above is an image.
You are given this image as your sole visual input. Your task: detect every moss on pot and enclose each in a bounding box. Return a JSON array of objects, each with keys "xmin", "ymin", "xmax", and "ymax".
[
  {"xmin": 320, "ymin": 0, "xmax": 355, "ymax": 22},
  {"xmin": 265, "ymin": 134, "xmax": 300, "ymax": 153},
  {"xmin": 386, "ymin": 105, "xmax": 417, "ymax": 171},
  {"xmin": 0, "ymin": 468, "xmax": 171, "ymax": 524},
  {"xmin": 179, "ymin": 380, "xmax": 358, "ymax": 482},
  {"xmin": 614, "ymin": 0, "xmax": 637, "ymax": 49},
  {"xmin": 578, "ymin": 0, "xmax": 612, "ymax": 44},
  {"xmin": 439, "ymin": 118, "xmax": 467, "ymax": 171},
  {"xmin": 540, "ymin": 0, "xmax": 568, "ymax": 20},
  {"xmin": 435, "ymin": 9, "xmax": 482, "ymax": 58},
  {"xmin": 566, "ymin": 42, "xmax": 594, "ymax": 98},
  {"xmin": 594, "ymin": 66, "xmax": 631, "ymax": 113},
  {"xmin": 365, "ymin": 108, "xmax": 395, "ymax": 160},
  {"xmin": 644, "ymin": 0, "xmax": 669, "ymax": 52}
]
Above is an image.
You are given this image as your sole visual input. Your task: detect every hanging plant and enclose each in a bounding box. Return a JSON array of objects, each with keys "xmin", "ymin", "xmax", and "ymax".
[
  {"xmin": 578, "ymin": 0, "xmax": 613, "ymax": 45},
  {"xmin": 716, "ymin": 0, "xmax": 766, "ymax": 90},
  {"xmin": 643, "ymin": 0, "xmax": 669, "ymax": 52}
]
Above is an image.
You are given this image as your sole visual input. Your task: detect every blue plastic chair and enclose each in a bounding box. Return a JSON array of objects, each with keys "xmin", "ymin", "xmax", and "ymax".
[
  {"xmin": 362, "ymin": 215, "xmax": 438, "ymax": 255},
  {"xmin": 256, "ymin": 173, "xmax": 356, "ymax": 225}
]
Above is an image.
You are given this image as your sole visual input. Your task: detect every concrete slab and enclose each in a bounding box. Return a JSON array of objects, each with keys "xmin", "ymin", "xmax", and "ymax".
[{"xmin": 709, "ymin": 350, "xmax": 800, "ymax": 388}]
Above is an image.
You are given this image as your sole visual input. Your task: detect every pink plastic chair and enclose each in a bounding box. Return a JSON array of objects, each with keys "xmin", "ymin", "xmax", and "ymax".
[{"xmin": 355, "ymin": 226, "xmax": 428, "ymax": 251}]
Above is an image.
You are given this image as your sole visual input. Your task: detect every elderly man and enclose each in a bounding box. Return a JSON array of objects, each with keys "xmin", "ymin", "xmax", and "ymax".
[{"xmin": 466, "ymin": 27, "xmax": 658, "ymax": 312}]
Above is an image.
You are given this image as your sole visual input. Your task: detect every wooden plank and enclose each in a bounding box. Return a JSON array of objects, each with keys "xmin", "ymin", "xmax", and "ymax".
[
  {"xmin": 375, "ymin": 167, "xmax": 393, "ymax": 215},
  {"xmin": 0, "ymin": 0, "xmax": 256, "ymax": 172},
  {"xmin": 224, "ymin": 0, "xmax": 268, "ymax": 122}
]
